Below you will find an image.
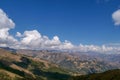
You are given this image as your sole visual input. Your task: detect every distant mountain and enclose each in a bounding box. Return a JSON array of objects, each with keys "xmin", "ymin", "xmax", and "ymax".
[
  {"xmin": 0, "ymin": 47, "xmax": 16, "ymax": 53},
  {"xmin": 17, "ymin": 49, "xmax": 120, "ymax": 75}
]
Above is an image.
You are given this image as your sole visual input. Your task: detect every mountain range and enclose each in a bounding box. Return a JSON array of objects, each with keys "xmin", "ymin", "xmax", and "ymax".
[
  {"xmin": 0, "ymin": 47, "xmax": 120, "ymax": 80},
  {"xmin": 17, "ymin": 48, "xmax": 120, "ymax": 75}
]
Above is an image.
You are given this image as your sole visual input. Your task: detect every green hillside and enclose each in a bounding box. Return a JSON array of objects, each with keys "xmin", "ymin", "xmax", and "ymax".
[{"xmin": 69, "ymin": 69, "xmax": 120, "ymax": 80}]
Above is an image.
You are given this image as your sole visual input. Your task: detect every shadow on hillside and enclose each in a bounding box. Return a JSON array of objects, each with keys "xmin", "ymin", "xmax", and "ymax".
[
  {"xmin": 32, "ymin": 68, "xmax": 70, "ymax": 80},
  {"xmin": 13, "ymin": 57, "xmax": 31, "ymax": 69},
  {"xmin": 0, "ymin": 60, "xmax": 25, "ymax": 76}
]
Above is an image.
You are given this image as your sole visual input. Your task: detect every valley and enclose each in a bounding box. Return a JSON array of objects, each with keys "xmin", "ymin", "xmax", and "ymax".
[{"xmin": 0, "ymin": 47, "xmax": 120, "ymax": 80}]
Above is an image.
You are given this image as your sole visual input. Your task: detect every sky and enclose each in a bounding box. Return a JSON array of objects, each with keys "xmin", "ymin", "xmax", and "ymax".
[{"xmin": 0, "ymin": 0, "xmax": 120, "ymax": 53}]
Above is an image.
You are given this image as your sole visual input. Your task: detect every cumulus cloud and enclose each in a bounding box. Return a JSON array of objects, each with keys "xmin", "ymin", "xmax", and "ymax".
[
  {"xmin": 21, "ymin": 30, "xmax": 41, "ymax": 45},
  {"xmin": 0, "ymin": 9, "xmax": 17, "ymax": 47},
  {"xmin": 0, "ymin": 9, "xmax": 15, "ymax": 29},
  {"xmin": 16, "ymin": 32, "xmax": 22, "ymax": 37},
  {"xmin": 0, "ymin": 8, "xmax": 120, "ymax": 54},
  {"xmin": 112, "ymin": 9, "xmax": 120, "ymax": 26},
  {"xmin": 16, "ymin": 30, "xmax": 73, "ymax": 50}
]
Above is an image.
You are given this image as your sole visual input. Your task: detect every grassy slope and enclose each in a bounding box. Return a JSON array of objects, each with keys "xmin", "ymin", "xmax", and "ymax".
[
  {"xmin": 69, "ymin": 69, "xmax": 120, "ymax": 80},
  {"xmin": 0, "ymin": 48, "xmax": 70, "ymax": 80}
]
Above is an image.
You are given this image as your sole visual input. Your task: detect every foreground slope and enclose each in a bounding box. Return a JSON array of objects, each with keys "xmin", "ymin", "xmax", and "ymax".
[
  {"xmin": 69, "ymin": 69, "xmax": 120, "ymax": 80},
  {"xmin": 0, "ymin": 48, "xmax": 70, "ymax": 80}
]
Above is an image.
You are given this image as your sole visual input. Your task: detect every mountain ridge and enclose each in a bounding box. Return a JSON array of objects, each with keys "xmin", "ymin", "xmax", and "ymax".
[
  {"xmin": 0, "ymin": 47, "xmax": 120, "ymax": 75},
  {"xmin": 0, "ymin": 47, "xmax": 120, "ymax": 80}
]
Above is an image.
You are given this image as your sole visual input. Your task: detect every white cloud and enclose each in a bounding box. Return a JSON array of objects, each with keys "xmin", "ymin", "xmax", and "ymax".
[
  {"xmin": 44, "ymin": 36, "xmax": 61, "ymax": 47},
  {"xmin": 77, "ymin": 44, "xmax": 120, "ymax": 54},
  {"xmin": 112, "ymin": 9, "xmax": 120, "ymax": 26},
  {"xmin": 0, "ymin": 9, "xmax": 15, "ymax": 29},
  {"xmin": 0, "ymin": 8, "xmax": 120, "ymax": 54},
  {"xmin": 21, "ymin": 30, "xmax": 41, "ymax": 45},
  {"xmin": 16, "ymin": 32, "xmax": 22, "ymax": 37},
  {"xmin": 17, "ymin": 30, "xmax": 73, "ymax": 50},
  {"xmin": 0, "ymin": 8, "xmax": 17, "ymax": 48},
  {"xmin": 59, "ymin": 40, "xmax": 74, "ymax": 50}
]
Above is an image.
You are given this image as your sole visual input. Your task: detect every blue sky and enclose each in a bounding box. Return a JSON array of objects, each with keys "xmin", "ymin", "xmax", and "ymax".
[{"xmin": 0, "ymin": 0, "xmax": 120, "ymax": 46}]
